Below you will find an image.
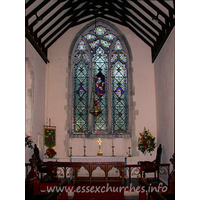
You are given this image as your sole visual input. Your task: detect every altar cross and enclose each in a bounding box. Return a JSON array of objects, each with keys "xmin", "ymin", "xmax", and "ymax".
[{"xmin": 97, "ymin": 138, "xmax": 103, "ymax": 146}]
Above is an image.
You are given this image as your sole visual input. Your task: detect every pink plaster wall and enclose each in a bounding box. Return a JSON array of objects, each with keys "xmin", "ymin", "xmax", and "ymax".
[
  {"xmin": 25, "ymin": 39, "xmax": 46, "ymax": 162},
  {"xmin": 154, "ymin": 28, "xmax": 175, "ymax": 166}
]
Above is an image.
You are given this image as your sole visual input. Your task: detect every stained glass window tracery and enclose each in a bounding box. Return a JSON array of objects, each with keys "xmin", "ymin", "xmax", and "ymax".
[
  {"xmin": 78, "ymin": 40, "xmax": 86, "ymax": 51},
  {"xmin": 73, "ymin": 23, "xmax": 128, "ymax": 135},
  {"xmin": 104, "ymin": 34, "xmax": 116, "ymax": 40},
  {"xmin": 101, "ymin": 40, "xmax": 111, "ymax": 48},
  {"xmin": 114, "ymin": 40, "xmax": 122, "ymax": 51},
  {"xmin": 94, "ymin": 26, "xmax": 106, "ymax": 35}
]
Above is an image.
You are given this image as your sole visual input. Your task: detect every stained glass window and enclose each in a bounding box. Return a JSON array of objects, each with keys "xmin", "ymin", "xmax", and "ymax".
[{"xmin": 72, "ymin": 23, "xmax": 129, "ymax": 135}]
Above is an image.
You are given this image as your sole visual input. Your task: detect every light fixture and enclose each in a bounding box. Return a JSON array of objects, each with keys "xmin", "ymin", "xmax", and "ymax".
[{"xmin": 89, "ymin": 99, "xmax": 102, "ymax": 118}]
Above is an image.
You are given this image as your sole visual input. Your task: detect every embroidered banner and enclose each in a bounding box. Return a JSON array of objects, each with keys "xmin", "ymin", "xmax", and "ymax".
[{"xmin": 44, "ymin": 126, "xmax": 56, "ymax": 148}]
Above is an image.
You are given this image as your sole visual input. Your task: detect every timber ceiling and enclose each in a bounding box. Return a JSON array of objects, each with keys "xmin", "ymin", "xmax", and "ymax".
[{"xmin": 25, "ymin": 0, "xmax": 175, "ymax": 63}]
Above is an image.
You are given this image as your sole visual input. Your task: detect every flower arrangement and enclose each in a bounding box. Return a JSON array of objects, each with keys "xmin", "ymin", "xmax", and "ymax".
[
  {"xmin": 138, "ymin": 127, "xmax": 156, "ymax": 155},
  {"xmin": 25, "ymin": 135, "xmax": 34, "ymax": 149}
]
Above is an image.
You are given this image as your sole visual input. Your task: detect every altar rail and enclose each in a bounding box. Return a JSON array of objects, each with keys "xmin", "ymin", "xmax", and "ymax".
[
  {"xmin": 115, "ymin": 163, "xmax": 170, "ymax": 185},
  {"xmin": 25, "ymin": 162, "xmax": 170, "ymax": 185}
]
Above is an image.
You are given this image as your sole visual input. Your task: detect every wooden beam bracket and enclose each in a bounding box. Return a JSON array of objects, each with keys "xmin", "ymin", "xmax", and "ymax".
[{"xmin": 25, "ymin": 27, "xmax": 49, "ymax": 64}]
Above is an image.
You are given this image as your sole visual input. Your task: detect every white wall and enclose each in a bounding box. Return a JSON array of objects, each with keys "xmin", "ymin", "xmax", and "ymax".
[
  {"xmin": 154, "ymin": 28, "xmax": 175, "ymax": 166},
  {"xmin": 47, "ymin": 20, "xmax": 157, "ymax": 161},
  {"xmin": 25, "ymin": 39, "xmax": 46, "ymax": 162}
]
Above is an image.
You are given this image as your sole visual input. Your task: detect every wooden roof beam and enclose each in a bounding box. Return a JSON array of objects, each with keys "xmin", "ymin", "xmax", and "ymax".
[
  {"xmin": 29, "ymin": 1, "xmax": 61, "ymax": 29},
  {"xmin": 46, "ymin": 15, "xmax": 96, "ymax": 49},
  {"xmin": 131, "ymin": 0, "xmax": 165, "ymax": 27},
  {"xmin": 42, "ymin": 6, "xmax": 92, "ymax": 47},
  {"xmin": 39, "ymin": 1, "xmax": 91, "ymax": 44},
  {"xmin": 157, "ymin": 0, "xmax": 175, "ymax": 15},
  {"xmin": 33, "ymin": 0, "xmax": 74, "ymax": 35},
  {"xmin": 25, "ymin": 27, "xmax": 49, "ymax": 64},
  {"xmin": 109, "ymin": 2, "xmax": 158, "ymax": 41},
  {"xmin": 102, "ymin": 15, "xmax": 153, "ymax": 48},
  {"xmin": 111, "ymin": 1, "xmax": 159, "ymax": 38},
  {"xmin": 37, "ymin": 1, "xmax": 90, "ymax": 41},
  {"xmin": 26, "ymin": 0, "xmax": 50, "ymax": 21},
  {"xmin": 143, "ymin": 0, "xmax": 169, "ymax": 19},
  {"xmin": 25, "ymin": 0, "xmax": 36, "ymax": 9},
  {"xmin": 123, "ymin": 0, "xmax": 161, "ymax": 33}
]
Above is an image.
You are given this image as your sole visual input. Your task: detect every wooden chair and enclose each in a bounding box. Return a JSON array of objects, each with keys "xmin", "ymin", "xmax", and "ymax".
[
  {"xmin": 138, "ymin": 144, "xmax": 162, "ymax": 180},
  {"xmin": 33, "ymin": 144, "xmax": 57, "ymax": 181}
]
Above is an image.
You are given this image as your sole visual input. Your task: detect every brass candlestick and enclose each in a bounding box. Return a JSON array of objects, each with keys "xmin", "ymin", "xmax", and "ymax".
[
  {"xmin": 128, "ymin": 147, "xmax": 132, "ymax": 157},
  {"xmin": 83, "ymin": 146, "xmax": 87, "ymax": 157},
  {"xmin": 69, "ymin": 147, "xmax": 72, "ymax": 157},
  {"xmin": 112, "ymin": 146, "xmax": 115, "ymax": 157}
]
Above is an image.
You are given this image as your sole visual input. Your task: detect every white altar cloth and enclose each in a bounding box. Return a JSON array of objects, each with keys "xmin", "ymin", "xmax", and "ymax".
[{"xmin": 70, "ymin": 156, "xmax": 126, "ymax": 163}]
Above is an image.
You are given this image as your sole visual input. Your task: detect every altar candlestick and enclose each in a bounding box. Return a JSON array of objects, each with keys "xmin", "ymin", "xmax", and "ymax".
[
  {"xmin": 70, "ymin": 138, "xmax": 72, "ymax": 147},
  {"xmin": 112, "ymin": 134, "xmax": 114, "ymax": 146},
  {"xmin": 84, "ymin": 134, "xmax": 86, "ymax": 146}
]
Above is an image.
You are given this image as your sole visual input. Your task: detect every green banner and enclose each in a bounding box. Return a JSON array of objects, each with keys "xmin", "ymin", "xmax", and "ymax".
[{"xmin": 44, "ymin": 127, "xmax": 56, "ymax": 148}]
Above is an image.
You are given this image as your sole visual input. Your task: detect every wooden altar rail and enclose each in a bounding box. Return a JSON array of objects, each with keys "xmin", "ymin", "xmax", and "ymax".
[
  {"xmin": 26, "ymin": 162, "xmax": 124, "ymax": 184},
  {"xmin": 25, "ymin": 162, "xmax": 170, "ymax": 185},
  {"xmin": 113, "ymin": 163, "xmax": 170, "ymax": 185}
]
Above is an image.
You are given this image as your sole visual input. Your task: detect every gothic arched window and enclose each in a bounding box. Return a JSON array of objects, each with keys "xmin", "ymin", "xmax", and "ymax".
[{"xmin": 71, "ymin": 20, "xmax": 131, "ymax": 136}]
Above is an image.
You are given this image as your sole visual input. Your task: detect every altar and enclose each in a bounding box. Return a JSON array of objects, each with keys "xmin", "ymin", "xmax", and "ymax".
[
  {"xmin": 70, "ymin": 156, "xmax": 126, "ymax": 183},
  {"xmin": 70, "ymin": 156, "xmax": 126, "ymax": 163}
]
